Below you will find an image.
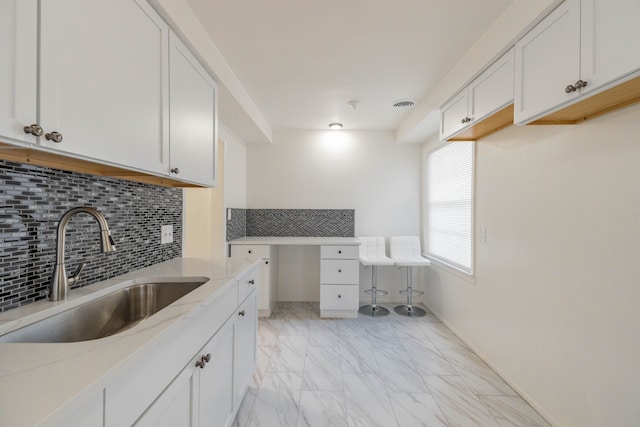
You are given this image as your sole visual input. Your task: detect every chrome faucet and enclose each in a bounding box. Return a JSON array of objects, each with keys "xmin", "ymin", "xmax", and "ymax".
[{"xmin": 50, "ymin": 207, "xmax": 116, "ymax": 301}]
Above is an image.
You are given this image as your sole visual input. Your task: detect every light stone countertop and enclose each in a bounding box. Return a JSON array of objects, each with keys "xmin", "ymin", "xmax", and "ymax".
[
  {"xmin": 229, "ymin": 236, "xmax": 361, "ymax": 245},
  {"xmin": 0, "ymin": 257, "xmax": 259, "ymax": 427}
]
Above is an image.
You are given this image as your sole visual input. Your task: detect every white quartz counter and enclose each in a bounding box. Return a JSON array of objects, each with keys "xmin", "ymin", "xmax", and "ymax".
[
  {"xmin": 0, "ymin": 257, "xmax": 258, "ymax": 427},
  {"xmin": 229, "ymin": 236, "xmax": 360, "ymax": 245}
]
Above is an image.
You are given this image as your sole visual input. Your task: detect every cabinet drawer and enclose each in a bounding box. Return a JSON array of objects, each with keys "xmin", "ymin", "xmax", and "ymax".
[
  {"xmin": 238, "ymin": 267, "xmax": 258, "ymax": 303},
  {"xmin": 320, "ymin": 285, "xmax": 359, "ymax": 311},
  {"xmin": 320, "ymin": 259, "xmax": 359, "ymax": 284},
  {"xmin": 230, "ymin": 244, "xmax": 270, "ymax": 261},
  {"xmin": 320, "ymin": 245, "xmax": 359, "ymax": 260}
]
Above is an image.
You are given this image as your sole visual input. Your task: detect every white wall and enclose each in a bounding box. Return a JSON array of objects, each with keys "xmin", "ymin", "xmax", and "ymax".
[
  {"xmin": 246, "ymin": 130, "xmax": 424, "ymax": 302},
  {"xmin": 183, "ymin": 125, "xmax": 239, "ymax": 262},
  {"xmin": 182, "ymin": 139, "xmax": 225, "ymax": 261},
  {"xmin": 221, "ymin": 122, "xmax": 247, "ymax": 208},
  {"xmin": 422, "ymin": 104, "xmax": 640, "ymax": 427}
]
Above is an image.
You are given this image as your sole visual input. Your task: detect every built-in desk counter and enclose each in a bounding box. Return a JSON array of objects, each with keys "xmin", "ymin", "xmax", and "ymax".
[{"xmin": 229, "ymin": 237, "xmax": 361, "ymax": 318}]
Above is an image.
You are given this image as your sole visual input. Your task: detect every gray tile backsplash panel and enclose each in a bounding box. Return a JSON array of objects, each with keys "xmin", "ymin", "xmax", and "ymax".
[
  {"xmin": 0, "ymin": 160, "xmax": 182, "ymax": 312},
  {"xmin": 245, "ymin": 209, "xmax": 354, "ymax": 237},
  {"xmin": 226, "ymin": 208, "xmax": 246, "ymax": 241}
]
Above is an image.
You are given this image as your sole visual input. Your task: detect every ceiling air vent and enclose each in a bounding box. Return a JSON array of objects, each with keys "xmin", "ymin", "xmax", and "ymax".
[{"xmin": 393, "ymin": 100, "xmax": 415, "ymax": 108}]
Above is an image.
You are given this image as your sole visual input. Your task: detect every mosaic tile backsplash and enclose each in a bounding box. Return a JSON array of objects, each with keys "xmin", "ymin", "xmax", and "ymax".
[
  {"xmin": 0, "ymin": 160, "xmax": 182, "ymax": 312},
  {"xmin": 226, "ymin": 208, "xmax": 247, "ymax": 241},
  {"xmin": 227, "ymin": 208, "xmax": 354, "ymax": 239}
]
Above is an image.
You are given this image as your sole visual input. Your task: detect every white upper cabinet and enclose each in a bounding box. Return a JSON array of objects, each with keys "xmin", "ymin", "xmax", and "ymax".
[
  {"xmin": 468, "ymin": 48, "xmax": 514, "ymax": 125},
  {"xmin": 440, "ymin": 48, "xmax": 514, "ymax": 141},
  {"xmin": 168, "ymin": 32, "xmax": 217, "ymax": 186},
  {"xmin": 580, "ymin": 0, "xmax": 640, "ymax": 94},
  {"xmin": 0, "ymin": 0, "xmax": 218, "ymax": 187},
  {"xmin": 439, "ymin": 91, "xmax": 469, "ymax": 141},
  {"xmin": 38, "ymin": 0, "xmax": 169, "ymax": 174},
  {"xmin": 514, "ymin": 0, "xmax": 581, "ymax": 124},
  {"xmin": 0, "ymin": 0, "xmax": 37, "ymax": 145},
  {"xmin": 515, "ymin": 0, "xmax": 640, "ymax": 124}
]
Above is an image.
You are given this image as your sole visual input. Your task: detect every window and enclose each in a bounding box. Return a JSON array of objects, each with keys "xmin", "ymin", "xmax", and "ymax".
[{"xmin": 425, "ymin": 142, "xmax": 474, "ymax": 274}]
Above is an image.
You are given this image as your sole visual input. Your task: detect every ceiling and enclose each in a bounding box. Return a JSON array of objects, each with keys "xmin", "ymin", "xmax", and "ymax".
[{"xmin": 185, "ymin": 0, "xmax": 514, "ymax": 136}]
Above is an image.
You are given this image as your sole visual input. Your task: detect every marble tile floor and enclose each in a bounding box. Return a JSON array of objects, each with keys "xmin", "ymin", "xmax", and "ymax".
[{"xmin": 233, "ymin": 302, "xmax": 550, "ymax": 427}]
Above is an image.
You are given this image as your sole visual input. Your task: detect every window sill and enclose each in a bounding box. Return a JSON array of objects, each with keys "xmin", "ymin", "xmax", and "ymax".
[{"xmin": 423, "ymin": 254, "xmax": 476, "ymax": 285}]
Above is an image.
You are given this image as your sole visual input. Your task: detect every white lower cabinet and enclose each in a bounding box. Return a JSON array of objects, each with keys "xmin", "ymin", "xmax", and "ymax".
[
  {"xmin": 233, "ymin": 291, "xmax": 257, "ymax": 411},
  {"xmin": 105, "ymin": 266, "xmax": 258, "ymax": 427},
  {"xmin": 320, "ymin": 245, "xmax": 359, "ymax": 318},
  {"xmin": 135, "ymin": 290, "xmax": 256, "ymax": 427},
  {"xmin": 135, "ymin": 316, "xmax": 235, "ymax": 427},
  {"xmin": 230, "ymin": 244, "xmax": 278, "ymax": 317}
]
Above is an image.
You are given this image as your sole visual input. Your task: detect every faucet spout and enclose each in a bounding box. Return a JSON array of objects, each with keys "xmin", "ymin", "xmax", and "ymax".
[{"xmin": 50, "ymin": 207, "xmax": 116, "ymax": 301}]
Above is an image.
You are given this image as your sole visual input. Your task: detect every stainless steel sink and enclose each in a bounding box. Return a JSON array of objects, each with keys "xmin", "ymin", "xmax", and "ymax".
[{"xmin": 0, "ymin": 278, "xmax": 209, "ymax": 343}]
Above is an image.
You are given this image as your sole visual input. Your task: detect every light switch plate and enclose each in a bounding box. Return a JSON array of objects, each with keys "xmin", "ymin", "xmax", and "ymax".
[
  {"xmin": 480, "ymin": 227, "xmax": 487, "ymax": 243},
  {"xmin": 161, "ymin": 225, "xmax": 174, "ymax": 244}
]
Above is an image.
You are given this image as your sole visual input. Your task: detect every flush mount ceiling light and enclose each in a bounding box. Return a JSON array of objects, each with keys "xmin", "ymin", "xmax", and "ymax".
[
  {"xmin": 328, "ymin": 122, "xmax": 343, "ymax": 130},
  {"xmin": 393, "ymin": 99, "xmax": 415, "ymax": 109}
]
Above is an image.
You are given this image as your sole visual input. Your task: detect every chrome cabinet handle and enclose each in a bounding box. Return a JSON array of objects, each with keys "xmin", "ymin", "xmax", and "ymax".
[
  {"xmin": 239, "ymin": 310, "xmax": 246, "ymax": 317},
  {"xmin": 565, "ymin": 84, "xmax": 577, "ymax": 93},
  {"xmin": 575, "ymin": 79, "xmax": 588, "ymax": 89},
  {"xmin": 23, "ymin": 124, "xmax": 43, "ymax": 137},
  {"xmin": 196, "ymin": 353, "xmax": 212, "ymax": 369},
  {"xmin": 170, "ymin": 167, "xmax": 180, "ymax": 174},
  {"xmin": 45, "ymin": 131, "xmax": 63, "ymax": 143}
]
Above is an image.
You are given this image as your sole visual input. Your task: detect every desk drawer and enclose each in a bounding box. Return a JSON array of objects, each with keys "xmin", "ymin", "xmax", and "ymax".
[
  {"xmin": 230, "ymin": 244, "xmax": 270, "ymax": 261},
  {"xmin": 320, "ymin": 285, "xmax": 359, "ymax": 311},
  {"xmin": 320, "ymin": 245, "xmax": 358, "ymax": 260},
  {"xmin": 320, "ymin": 259, "xmax": 359, "ymax": 284}
]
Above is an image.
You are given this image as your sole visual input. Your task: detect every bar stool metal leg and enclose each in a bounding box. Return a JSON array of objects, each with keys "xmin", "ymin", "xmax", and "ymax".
[
  {"xmin": 394, "ymin": 266, "xmax": 426, "ymax": 317},
  {"xmin": 359, "ymin": 265, "xmax": 389, "ymax": 316}
]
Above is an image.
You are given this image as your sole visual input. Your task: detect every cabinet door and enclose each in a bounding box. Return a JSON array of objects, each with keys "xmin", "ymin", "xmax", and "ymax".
[
  {"xmin": 0, "ymin": 0, "xmax": 37, "ymax": 145},
  {"xmin": 233, "ymin": 292, "xmax": 257, "ymax": 412},
  {"xmin": 38, "ymin": 0, "xmax": 169, "ymax": 174},
  {"xmin": 134, "ymin": 360, "xmax": 198, "ymax": 427},
  {"xmin": 580, "ymin": 0, "xmax": 640, "ymax": 94},
  {"xmin": 469, "ymin": 47, "xmax": 514, "ymax": 123},
  {"xmin": 199, "ymin": 315, "xmax": 235, "ymax": 427},
  {"xmin": 169, "ymin": 31, "xmax": 217, "ymax": 186},
  {"xmin": 514, "ymin": 0, "xmax": 581, "ymax": 124},
  {"xmin": 439, "ymin": 90, "xmax": 469, "ymax": 140},
  {"xmin": 257, "ymin": 258, "xmax": 271, "ymax": 314}
]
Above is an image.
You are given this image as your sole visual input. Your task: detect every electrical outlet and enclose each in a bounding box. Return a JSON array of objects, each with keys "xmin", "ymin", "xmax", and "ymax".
[{"xmin": 161, "ymin": 225, "xmax": 174, "ymax": 244}]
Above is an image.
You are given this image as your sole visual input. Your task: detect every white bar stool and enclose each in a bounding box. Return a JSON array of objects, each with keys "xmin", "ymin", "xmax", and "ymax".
[
  {"xmin": 358, "ymin": 236, "xmax": 394, "ymax": 316},
  {"xmin": 390, "ymin": 236, "xmax": 431, "ymax": 317}
]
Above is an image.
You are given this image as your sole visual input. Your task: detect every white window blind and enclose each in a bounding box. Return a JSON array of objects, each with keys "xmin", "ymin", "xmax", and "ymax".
[{"xmin": 426, "ymin": 142, "xmax": 473, "ymax": 273}]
